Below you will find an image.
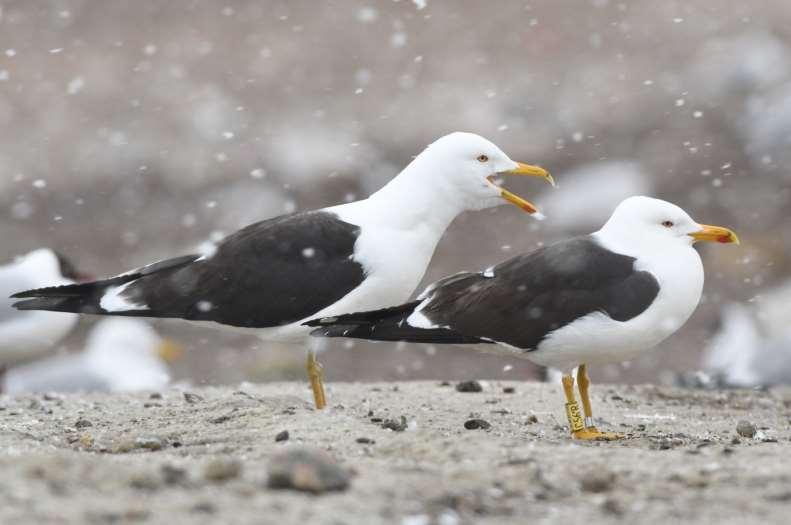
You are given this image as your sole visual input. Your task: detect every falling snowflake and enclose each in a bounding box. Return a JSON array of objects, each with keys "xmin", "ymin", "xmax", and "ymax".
[
  {"xmin": 67, "ymin": 76, "xmax": 84, "ymax": 95},
  {"xmin": 197, "ymin": 300, "xmax": 213, "ymax": 312}
]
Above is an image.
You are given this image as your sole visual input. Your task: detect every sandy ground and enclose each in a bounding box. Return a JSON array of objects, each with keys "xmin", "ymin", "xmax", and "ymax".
[{"xmin": 1, "ymin": 381, "xmax": 790, "ymax": 525}]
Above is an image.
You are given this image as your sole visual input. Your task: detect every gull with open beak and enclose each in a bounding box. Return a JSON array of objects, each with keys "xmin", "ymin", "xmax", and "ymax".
[
  {"xmin": 488, "ymin": 162, "xmax": 555, "ymax": 214},
  {"xmin": 308, "ymin": 196, "xmax": 739, "ymax": 439},
  {"xmin": 12, "ymin": 132, "xmax": 553, "ymax": 409}
]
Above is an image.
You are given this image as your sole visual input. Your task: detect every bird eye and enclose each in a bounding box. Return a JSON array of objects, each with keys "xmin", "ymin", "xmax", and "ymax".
[
  {"xmin": 477, "ymin": 154, "xmax": 489, "ymax": 163},
  {"xmin": 661, "ymin": 220, "xmax": 674, "ymax": 228}
]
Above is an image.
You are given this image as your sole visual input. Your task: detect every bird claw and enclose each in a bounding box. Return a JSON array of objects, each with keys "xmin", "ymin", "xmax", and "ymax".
[{"xmin": 572, "ymin": 427, "xmax": 625, "ymax": 441}]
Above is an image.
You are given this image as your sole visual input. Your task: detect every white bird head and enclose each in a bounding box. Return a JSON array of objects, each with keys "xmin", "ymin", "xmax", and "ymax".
[
  {"xmin": 598, "ymin": 196, "xmax": 740, "ymax": 251},
  {"xmin": 15, "ymin": 248, "xmax": 89, "ymax": 282},
  {"xmin": 15, "ymin": 249, "xmax": 66, "ymax": 279},
  {"xmin": 406, "ymin": 132, "xmax": 554, "ymax": 215}
]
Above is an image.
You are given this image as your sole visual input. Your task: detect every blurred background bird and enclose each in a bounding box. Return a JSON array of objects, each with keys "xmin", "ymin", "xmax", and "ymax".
[
  {"xmin": 0, "ymin": 249, "xmax": 86, "ymax": 367},
  {"xmin": 702, "ymin": 280, "xmax": 791, "ymax": 387},
  {"xmin": 1, "ymin": 318, "xmax": 181, "ymax": 394}
]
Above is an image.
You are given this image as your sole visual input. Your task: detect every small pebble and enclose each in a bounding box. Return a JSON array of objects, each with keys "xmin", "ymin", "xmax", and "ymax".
[
  {"xmin": 765, "ymin": 491, "xmax": 791, "ymax": 502},
  {"xmin": 653, "ymin": 438, "xmax": 677, "ymax": 450},
  {"xmin": 135, "ymin": 436, "xmax": 164, "ymax": 451},
  {"xmin": 381, "ymin": 416, "xmax": 408, "ymax": 432},
  {"xmin": 580, "ymin": 470, "xmax": 616, "ymax": 493},
  {"xmin": 684, "ymin": 474, "xmax": 709, "ymax": 488},
  {"xmin": 356, "ymin": 437, "xmax": 375, "ymax": 444},
  {"xmin": 183, "ymin": 392, "xmax": 204, "ymax": 404},
  {"xmin": 129, "ymin": 472, "xmax": 161, "ymax": 490},
  {"xmin": 112, "ymin": 440, "xmax": 137, "ymax": 454},
  {"xmin": 275, "ymin": 430, "xmax": 290, "ymax": 442},
  {"xmin": 203, "ymin": 458, "xmax": 242, "ymax": 482},
  {"xmin": 149, "ymin": 392, "xmax": 162, "ymax": 399},
  {"xmin": 267, "ymin": 447, "xmax": 350, "ymax": 494},
  {"xmin": 191, "ymin": 502, "xmax": 216, "ymax": 514},
  {"xmin": 525, "ymin": 414, "xmax": 538, "ymax": 424},
  {"xmin": 502, "ymin": 386, "xmax": 516, "ymax": 394},
  {"xmin": 464, "ymin": 418, "xmax": 491, "ymax": 430},
  {"xmin": 161, "ymin": 464, "xmax": 188, "ymax": 485},
  {"xmin": 736, "ymin": 420, "xmax": 757, "ymax": 438},
  {"xmin": 456, "ymin": 380, "xmax": 483, "ymax": 393},
  {"xmin": 74, "ymin": 418, "xmax": 93, "ymax": 429}
]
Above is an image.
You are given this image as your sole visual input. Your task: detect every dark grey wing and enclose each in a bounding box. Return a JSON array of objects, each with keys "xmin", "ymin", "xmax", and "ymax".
[
  {"xmin": 131, "ymin": 211, "xmax": 366, "ymax": 327},
  {"xmin": 421, "ymin": 237, "xmax": 660, "ymax": 350},
  {"xmin": 310, "ymin": 237, "xmax": 659, "ymax": 347},
  {"xmin": 14, "ymin": 211, "xmax": 366, "ymax": 329}
]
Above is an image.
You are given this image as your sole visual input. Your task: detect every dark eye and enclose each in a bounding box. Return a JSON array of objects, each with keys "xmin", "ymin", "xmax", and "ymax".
[
  {"xmin": 662, "ymin": 220, "xmax": 674, "ymax": 228},
  {"xmin": 477, "ymin": 154, "xmax": 489, "ymax": 163}
]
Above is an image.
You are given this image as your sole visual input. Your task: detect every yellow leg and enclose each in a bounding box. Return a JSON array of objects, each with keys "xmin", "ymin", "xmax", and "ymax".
[
  {"xmin": 577, "ymin": 364, "xmax": 594, "ymax": 426},
  {"xmin": 306, "ymin": 351, "xmax": 327, "ymax": 410},
  {"xmin": 573, "ymin": 365, "xmax": 623, "ymax": 440},
  {"xmin": 562, "ymin": 374, "xmax": 585, "ymax": 434}
]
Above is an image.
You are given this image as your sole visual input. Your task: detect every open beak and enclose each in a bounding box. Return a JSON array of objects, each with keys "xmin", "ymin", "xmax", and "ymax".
[
  {"xmin": 487, "ymin": 162, "xmax": 554, "ymax": 215},
  {"xmin": 689, "ymin": 224, "xmax": 740, "ymax": 245},
  {"xmin": 156, "ymin": 339, "xmax": 184, "ymax": 363}
]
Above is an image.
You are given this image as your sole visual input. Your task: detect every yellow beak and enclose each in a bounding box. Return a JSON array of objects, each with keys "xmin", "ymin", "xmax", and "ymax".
[
  {"xmin": 689, "ymin": 224, "xmax": 740, "ymax": 245},
  {"xmin": 156, "ymin": 339, "xmax": 184, "ymax": 363},
  {"xmin": 505, "ymin": 162, "xmax": 556, "ymax": 187},
  {"xmin": 488, "ymin": 162, "xmax": 554, "ymax": 215}
]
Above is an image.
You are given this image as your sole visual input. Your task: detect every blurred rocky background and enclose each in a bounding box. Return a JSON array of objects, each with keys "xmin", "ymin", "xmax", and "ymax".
[{"xmin": 1, "ymin": 0, "xmax": 789, "ymax": 386}]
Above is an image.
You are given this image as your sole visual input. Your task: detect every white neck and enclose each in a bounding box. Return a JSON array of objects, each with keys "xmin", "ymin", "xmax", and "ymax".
[{"xmin": 360, "ymin": 157, "xmax": 476, "ymax": 233}]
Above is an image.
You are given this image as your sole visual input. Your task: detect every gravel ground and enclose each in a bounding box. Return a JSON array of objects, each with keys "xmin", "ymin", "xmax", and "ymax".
[{"xmin": 1, "ymin": 381, "xmax": 790, "ymax": 525}]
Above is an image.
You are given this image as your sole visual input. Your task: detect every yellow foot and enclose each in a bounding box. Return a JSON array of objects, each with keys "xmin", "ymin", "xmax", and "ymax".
[{"xmin": 572, "ymin": 427, "xmax": 625, "ymax": 441}]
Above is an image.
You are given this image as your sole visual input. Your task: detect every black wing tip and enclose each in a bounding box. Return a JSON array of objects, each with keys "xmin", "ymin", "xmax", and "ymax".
[
  {"xmin": 10, "ymin": 287, "xmax": 47, "ymax": 299},
  {"xmin": 11, "ymin": 299, "xmax": 30, "ymax": 310},
  {"xmin": 12, "ymin": 297, "xmax": 63, "ymax": 311},
  {"xmin": 10, "ymin": 281, "xmax": 95, "ymax": 299}
]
